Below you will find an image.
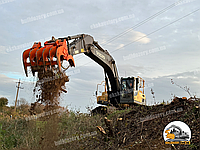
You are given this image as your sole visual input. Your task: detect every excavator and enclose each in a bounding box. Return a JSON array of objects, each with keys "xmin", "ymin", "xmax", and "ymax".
[{"xmin": 22, "ymin": 34, "xmax": 146, "ymax": 112}]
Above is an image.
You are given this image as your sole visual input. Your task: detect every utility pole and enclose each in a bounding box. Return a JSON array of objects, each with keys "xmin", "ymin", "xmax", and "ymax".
[{"xmin": 14, "ymin": 79, "xmax": 23, "ymax": 112}]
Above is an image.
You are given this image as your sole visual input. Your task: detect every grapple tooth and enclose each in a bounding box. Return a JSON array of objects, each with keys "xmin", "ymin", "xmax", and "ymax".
[
  {"xmin": 23, "ymin": 48, "xmax": 32, "ymax": 77},
  {"xmin": 22, "ymin": 42, "xmax": 41, "ymax": 77},
  {"xmin": 42, "ymin": 46, "xmax": 53, "ymax": 72},
  {"xmin": 56, "ymin": 39, "xmax": 75, "ymax": 71},
  {"xmin": 29, "ymin": 47, "xmax": 41, "ymax": 76},
  {"xmin": 66, "ymin": 55, "xmax": 75, "ymax": 67},
  {"xmin": 56, "ymin": 46, "xmax": 62, "ymax": 72},
  {"xmin": 49, "ymin": 46, "xmax": 57, "ymax": 70},
  {"xmin": 62, "ymin": 39, "xmax": 75, "ymax": 67},
  {"xmin": 36, "ymin": 47, "xmax": 45, "ymax": 68}
]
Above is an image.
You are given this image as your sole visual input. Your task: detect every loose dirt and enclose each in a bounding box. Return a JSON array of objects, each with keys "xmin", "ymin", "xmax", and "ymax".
[
  {"xmin": 29, "ymin": 69, "xmax": 69, "ymax": 114},
  {"xmin": 91, "ymin": 97, "xmax": 200, "ymax": 150}
]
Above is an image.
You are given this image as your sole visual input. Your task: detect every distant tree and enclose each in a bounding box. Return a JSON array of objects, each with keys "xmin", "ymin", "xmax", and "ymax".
[
  {"xmin": 171, "ymin": 79, "xmax": 192, "ymax": 97},
  {"xmin": 0, "ymin": 97, "xmax": 8, "ymax": 107},
  {"xmin": 17, "ymin": 98, "xmax": 29, "ymax": 115},
  {"xmin": 18, "ymin": 98, "xmax": 28, "ymax": 106}
]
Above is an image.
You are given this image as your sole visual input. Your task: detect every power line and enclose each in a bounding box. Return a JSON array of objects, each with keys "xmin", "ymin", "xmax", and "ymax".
[
  {"xmin": 111, "ymin": 8, "xmax": 200, "ymax": 53},
  {"xmin": 101, "ymin": 0, "xmax": 181, "ymax": 46},
  {"xmin": 75, "ymin": 8, "xmax": 200, "ymax": 69},
  {"xmin": 74, "ymin": 0, "xmax": 185, "ymax": 63}
]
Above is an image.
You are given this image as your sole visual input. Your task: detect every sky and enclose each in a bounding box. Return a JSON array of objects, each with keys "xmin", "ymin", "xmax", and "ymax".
[{"xmin": 0, "ymin": 0, "xmax": 199, "ymax": 113}]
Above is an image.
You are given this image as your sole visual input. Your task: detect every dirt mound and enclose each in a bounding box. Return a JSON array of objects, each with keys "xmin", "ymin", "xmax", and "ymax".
[{"xmin": 90, "ymin": 97, "xmax": 200, "ymax": 150}]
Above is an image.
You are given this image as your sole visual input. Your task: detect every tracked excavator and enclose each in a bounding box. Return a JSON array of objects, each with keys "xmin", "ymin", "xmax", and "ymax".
[{"xmin": 22, "ymin": 34, "xmax": 146, "ymax": 113}]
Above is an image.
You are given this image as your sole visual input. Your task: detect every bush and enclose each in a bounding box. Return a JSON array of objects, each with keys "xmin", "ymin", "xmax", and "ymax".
[{"xmin": 0, "ymin": 97, "xmax": 8, "ymax": 108}]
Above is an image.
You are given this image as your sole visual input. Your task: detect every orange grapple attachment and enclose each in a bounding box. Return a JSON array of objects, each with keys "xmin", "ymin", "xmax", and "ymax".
[
  {"xmin": 22, "ymin": 42, "xmax": 41, "ymax": 77},
  {"xmin": 47, "ymin": 39, "xmax": 75, "ymax": 71},
  {"xmin": 22, "ymin": 37, "xmax": 75, "ymax": 77},
  {"xmin": 56, "ymin": 39, "xmax": 75, "ymax": 71},
  {"xmin": 35, "ymin": 41, "xmax": 55, "ymax": 73}
]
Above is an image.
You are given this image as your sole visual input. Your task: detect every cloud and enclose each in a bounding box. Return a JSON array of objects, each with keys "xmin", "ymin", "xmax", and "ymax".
[
  {"xmin": 116, "ymin": 44, "xmax": 125, "ymax": 49},
  {"xmin": 177, "ymin": 75, "xmax": 198, "ymax": 79},
  {"xmin": 129, "ymin": 30, "xmax": 151, "ymax": 44}
]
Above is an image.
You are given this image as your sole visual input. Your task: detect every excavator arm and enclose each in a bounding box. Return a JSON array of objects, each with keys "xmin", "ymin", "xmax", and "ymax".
[
  {"xmin": 23, "ymin": 34, "xmax": 121, "ymax": 106},
  {"xmin": 59, "ymin": 34, "xmax": 120, "ymax": 106}
]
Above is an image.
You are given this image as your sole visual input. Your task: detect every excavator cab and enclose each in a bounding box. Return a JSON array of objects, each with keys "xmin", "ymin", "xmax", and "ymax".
[
  {"xmin": 22, "ymin": 37, "xmax": 75, "ymax": 77},
  {"xmin": 120, "ymin": 77, "xmax": 146, "ymax": 105},
  {"xmin": 120, "ymin": 77, "xmax": 134, "ymax": 103}
]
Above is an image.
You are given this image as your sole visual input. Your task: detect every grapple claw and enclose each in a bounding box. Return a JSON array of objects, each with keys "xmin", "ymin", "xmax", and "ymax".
[
  {"xmin": 22, "ymin": 42, "xmax": 41, "ymax": 77},
  {"xmin": 22, "ymin": 37, "xmax": 75, "ymax": 77},
  {"xmin": 49, "ymin": 46, "xmax": 57, "ymax": 70},
  {"xmin": 36, "ymin": 47, "xmax": 45, "ymax": 68},
  {"xmin": 42, "ymin": 46, "xmax": 51, "ymax": 72},
  {"xmin": 29, "ymin": 46, "xmax": 39, "ymax": 76}
]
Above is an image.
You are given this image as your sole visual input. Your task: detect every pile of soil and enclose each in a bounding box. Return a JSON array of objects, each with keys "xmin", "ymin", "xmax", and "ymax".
[
  {"xmin": 121, "ymin": 97, "xmax": 200, "ymax": 150},
  {"xmin": 79, "ymin": 97, "xmax": 200, "ymax": 150}
]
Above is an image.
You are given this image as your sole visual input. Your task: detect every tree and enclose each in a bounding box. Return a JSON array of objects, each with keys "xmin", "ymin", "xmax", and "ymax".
[
  {"xmin": 17, "ymin": 98, "xmax": 29, "ymax": 115},
  {"xmin": 0, "ymin": 97, "xmax": 8, "ymax": 107},
  {"xmin": 171, "ymin": 79, "xmax": 192, "ymax": 97},
  {"xmin": 18, "ymin": 98, "xmax": 28, "ymax": 106}
]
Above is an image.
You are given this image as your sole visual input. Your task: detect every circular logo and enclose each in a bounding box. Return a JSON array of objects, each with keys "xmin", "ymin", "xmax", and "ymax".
[{"xmin": 163, "ymin": 121, "xmax": 191, "ymax": 145}]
